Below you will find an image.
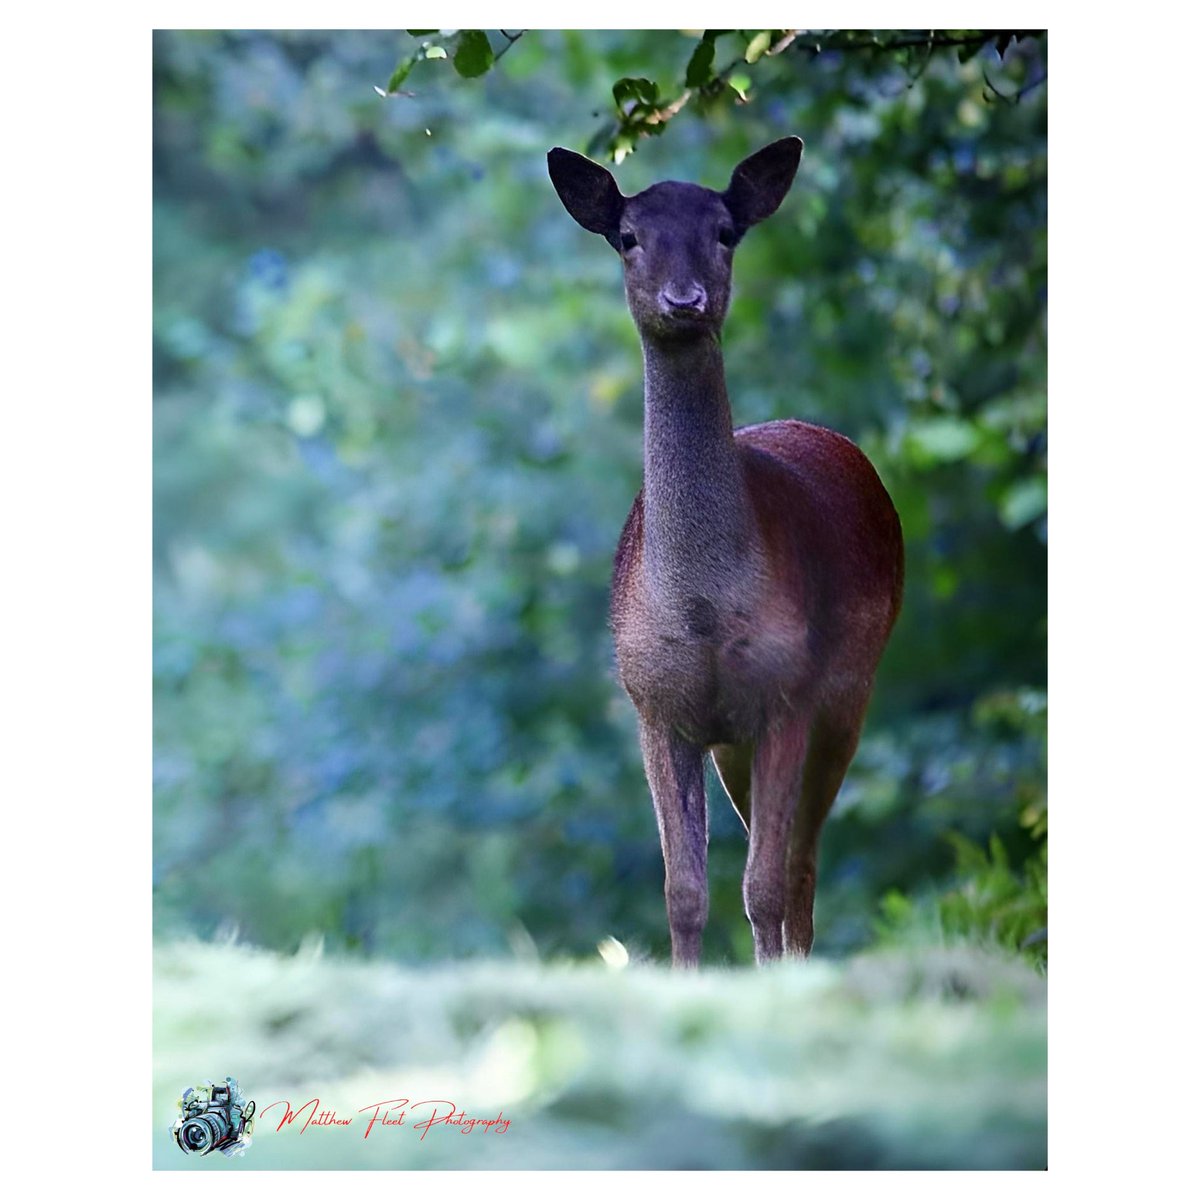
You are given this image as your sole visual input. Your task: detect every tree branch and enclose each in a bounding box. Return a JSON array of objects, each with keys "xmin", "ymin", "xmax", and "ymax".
[
  {"xmin": 794, "ymin": 30, "xmax": 1040, "ymax": 55},
  {"xmin": 591, "ymin": 30, "xmax": 1045, "ymax": 160},
  {"xmin": 495, "ymin": 30, "xmax": 525, "ymax": 63}
]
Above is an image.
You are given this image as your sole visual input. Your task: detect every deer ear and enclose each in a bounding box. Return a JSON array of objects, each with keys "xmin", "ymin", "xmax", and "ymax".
[
  {"xmin": 723, "ymin": 137, "xmax": 804, "ymax": 232},
  {"xmin": 548, "ymin": 147, "xmax": 625, "ymax": 248}
]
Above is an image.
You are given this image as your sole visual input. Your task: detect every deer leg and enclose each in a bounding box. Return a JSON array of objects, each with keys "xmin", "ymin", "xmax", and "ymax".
[
  {"xmin": 711, "ymin": 742, "xmax": 753, "ymax": 833},
  {"xmin": 784, "ymin": 706, "xmax": 868, "ymax": 957},
  {"xmin": 639, "ymin": 722, "xmax": 709, "ymax": 968},
  {"xmin": 783, "ymin": 832, "xmax": 820, "ymax": 958},
  {"xmin": 744, "ymin": 715, "xmax": 809, "ymax": 964}
]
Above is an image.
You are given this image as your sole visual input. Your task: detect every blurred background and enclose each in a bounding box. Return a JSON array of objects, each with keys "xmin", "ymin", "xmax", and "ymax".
[{"xmin": 153, "ymin": 29, "xmax": 1047, "ymax": 969}]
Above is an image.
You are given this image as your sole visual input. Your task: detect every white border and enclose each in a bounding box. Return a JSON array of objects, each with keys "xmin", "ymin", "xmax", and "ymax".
[{"xmin": 9, "ymin": 7, "xmax": 1199, "ymax": 1194}]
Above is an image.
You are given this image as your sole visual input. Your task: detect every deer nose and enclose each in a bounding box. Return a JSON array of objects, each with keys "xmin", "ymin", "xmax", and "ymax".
[{"xmin": 660, "ymin": 284, "xmax": 707, "ymax": 314}]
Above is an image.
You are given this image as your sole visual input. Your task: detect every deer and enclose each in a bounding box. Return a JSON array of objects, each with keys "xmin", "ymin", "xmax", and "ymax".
[{"xmin": 547, "ymin": 137, "xmax": 904, "ymax": 967}]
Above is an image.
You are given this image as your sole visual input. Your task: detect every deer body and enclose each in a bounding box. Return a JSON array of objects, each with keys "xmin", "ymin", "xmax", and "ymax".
[{"xmin": 548, "ymin": 138, "xmax": 903, "ymax": 965}]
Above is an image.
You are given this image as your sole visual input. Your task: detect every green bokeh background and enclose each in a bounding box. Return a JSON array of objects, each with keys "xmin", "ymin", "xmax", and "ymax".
[{"xmin": 153, "ymin": 29, "xmax": 1047, "ymax": 967}]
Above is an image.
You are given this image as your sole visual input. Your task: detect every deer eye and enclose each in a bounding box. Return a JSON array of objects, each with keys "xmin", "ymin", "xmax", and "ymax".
[
  {"xmin": 620, "ymin": 232, "xmax": 638, "ymax": 252},
  {"xmin": 717, "ymin": 226, "xmax": 736, "ymax": 247}
]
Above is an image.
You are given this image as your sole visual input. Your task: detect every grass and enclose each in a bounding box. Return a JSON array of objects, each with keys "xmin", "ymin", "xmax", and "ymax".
[{"xmin": 153, "ymin": 938, "xmax": 1046, "ymax": 1170}]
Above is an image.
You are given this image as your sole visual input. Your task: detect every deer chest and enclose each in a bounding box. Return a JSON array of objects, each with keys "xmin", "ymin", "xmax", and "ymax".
[{"xmin": 612, "ymin": 589, "xmax": 809, "ymax": 745}]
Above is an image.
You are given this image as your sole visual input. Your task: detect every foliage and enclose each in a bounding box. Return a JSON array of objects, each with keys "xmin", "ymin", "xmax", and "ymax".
[
  {"xmin": 877, "ymin": 827, "xmax": 1048, "ymax": 969},
  {"xmin": 375, "ymin": 30, "xmax": 1046, "ymax": 162},
  {"xmin": 154, "ymin": 939, "xmax": 1046, "ymax": 1169},
  {"xmin": 876, "ymin": 688, "xmax": 1047, "ymax": 966},
  {"xmin": 153, "ymin": 31, "xmax": 1047, "ymax": 965},
  {"xmin": 374, "ymin": 29, "xmax": 523, "ymax": 97}
]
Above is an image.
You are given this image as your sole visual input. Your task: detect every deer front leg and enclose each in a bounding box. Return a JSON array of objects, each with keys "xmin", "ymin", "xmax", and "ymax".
[
  {"xmin": 639, "ymin": 722, "xmax": 708, "ymax": 968},
  {"xmin": 744, "ymin": 715, "xmax": 809, "ymax": 963}
]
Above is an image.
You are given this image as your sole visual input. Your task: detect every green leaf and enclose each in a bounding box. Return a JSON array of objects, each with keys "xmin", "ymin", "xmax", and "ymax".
[
  {"xmin": 945, "ymin": 831, "xmax": 990, "ymax": 874},
  {"xmin": 454, "ymin": 30, "xmax": 494, "ymax": 78},
  {"xmin": 612, "ymin": 132, "xmax": 636, "ymax": 164},
  {"xmin": 382, "ymin": 56, "xmax": 416, "ymax": 94},
  {"xmin": 685, "ymin": 39, "xmax": 715, "ymax": 87},
  {"xmin": 988, "ymin": 834, "xmax": 1010, "ymax": 872},
  {"xmin": 905, "ymin": 416, "xmax": 981, "ymax": 465},
  {"xmin": 745, "ymin": 31, "xmax": 773, "ymax": 64},
  {"xmin": 406, "ymin": 29, "xmax": 437, "ymax": 35},
  {"xmin": 999, "ymin": 477, "xmax": 1047, "ymax": 530},
  {"xmin": 612, "ymin": 77, "xmax": 658, "ymax": 108},
  {"xmin": 878, "ymin": 889, "xmax": 913, "ymax": 925},
  {"xmin": 728, "ymin": 72, "xmax": 752, "ymax": 101}
]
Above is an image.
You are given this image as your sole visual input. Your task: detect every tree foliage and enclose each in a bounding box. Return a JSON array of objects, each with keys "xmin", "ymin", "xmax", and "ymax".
[{"xmin": 376, "ymin": 29, "xmax": 1045, "ymax": 161}]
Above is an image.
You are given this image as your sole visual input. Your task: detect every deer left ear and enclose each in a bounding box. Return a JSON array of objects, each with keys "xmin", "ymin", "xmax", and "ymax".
[
  {"xmin": 548, "ymin": 147, "xmax": 626, "ymax": 250},
  {"xmin": 723, "ymin": 137, "xmax": 804, "ymax": 232}
]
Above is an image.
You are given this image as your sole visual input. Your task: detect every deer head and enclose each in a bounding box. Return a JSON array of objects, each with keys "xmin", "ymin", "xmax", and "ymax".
[{"xmin": 547, "ymin": 137, "xmax": 803, "ymax": 342}]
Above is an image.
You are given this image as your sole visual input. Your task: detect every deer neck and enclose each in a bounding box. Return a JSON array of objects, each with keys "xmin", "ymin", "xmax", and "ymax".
[{"xmin": 639, "ymin": 332, "xmax": 756, "ymax": 606}]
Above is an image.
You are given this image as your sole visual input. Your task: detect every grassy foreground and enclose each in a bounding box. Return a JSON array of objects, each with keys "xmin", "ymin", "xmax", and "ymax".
[{"xmin": 153, "ymin": 939, "xmax": 1046, "ymax": 1170}]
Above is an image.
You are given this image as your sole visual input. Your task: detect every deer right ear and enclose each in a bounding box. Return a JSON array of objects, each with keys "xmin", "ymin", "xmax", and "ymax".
[
  {"xmin": 723, "ymin": 137, "xmax": 804, "ymax": 234},
  {"xmin": 548, "ymin": 148, "xmax": 625, "ymax": 249}
]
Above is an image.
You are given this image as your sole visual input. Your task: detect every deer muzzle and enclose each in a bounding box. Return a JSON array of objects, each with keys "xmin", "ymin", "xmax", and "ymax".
[{"xmin": 659, "ymin": 284, "xmax": 708, "ymax": 317}]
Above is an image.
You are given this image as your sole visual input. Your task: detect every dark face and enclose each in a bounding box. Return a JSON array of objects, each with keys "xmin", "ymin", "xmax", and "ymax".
[
  {"xmin": 617, "ymin": 182, "xmax": 737, "ymax": 341},
  {"xmin": 547, "ymin": 138, "xmax": 803, "ymax": 345}
]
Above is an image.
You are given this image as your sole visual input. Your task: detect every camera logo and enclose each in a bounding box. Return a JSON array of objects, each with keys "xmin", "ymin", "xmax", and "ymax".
[{"xmin": 172, "ymin": 1076, "xmax": 256, "ymax": 1158}]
